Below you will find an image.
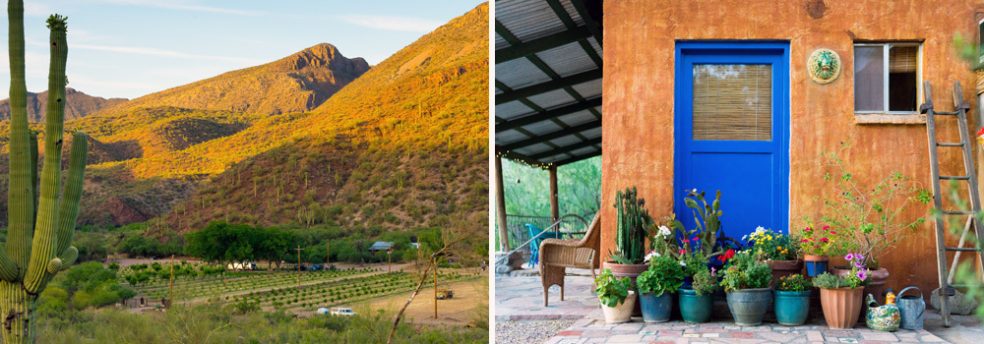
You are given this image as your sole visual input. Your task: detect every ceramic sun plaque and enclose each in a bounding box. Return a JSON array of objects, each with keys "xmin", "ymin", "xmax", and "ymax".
[{"xmin": 808, "ymin": 48, "xmax": 841, "ymax": 84}]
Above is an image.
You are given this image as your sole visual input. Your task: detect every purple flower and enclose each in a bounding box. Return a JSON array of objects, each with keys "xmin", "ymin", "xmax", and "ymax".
[
  {"xmin": 856, "ymin": 254, "xmax": 865, "ymax": 261},
  {"xmin": 857, "ymin": 269, "xmax": 868, "ymax": 281},
  {"xmin": 845, "ymin": 253, "xmax": 854, "ymax": 261},
  {"xmin": 853, "ymin": 261, "xmax": 864, "ymax": 269}
]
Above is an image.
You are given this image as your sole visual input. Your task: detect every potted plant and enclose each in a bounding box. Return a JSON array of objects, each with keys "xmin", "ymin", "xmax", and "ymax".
[
  {"xmin": 774, "ymin": 274, "xmax": 811, "ymax": 326},
  {"xmin": 798, "ymin": 224, "xmax": 840, "ymax": 277},
  {"xmin": 604, "ymin": 187, "xmax": 652, "ymax": 280},
  {"xmin": 595, "ymin": 268, "xmax": 636, "ymax": 324},
  {"xmin": 814, "ymin": 253, "xmax": 869, "ymax": 329},
  {"xmin": 747, "ymin": 226, "xmax": 802, "ymax": 285},
  {"xmin": 720, "ymin": 250, "xmax": 773, "ymax": 326},
  {"xmin": 637, "ymin": 255, "xmax": 684, "ymax": 323},
  {"xmin": 813, "ymin": 149, "xmax": 929, "ymax": 297},
  {"xmin": 679, "ymin": 265, "xmax": 717, "ymax": 323}
]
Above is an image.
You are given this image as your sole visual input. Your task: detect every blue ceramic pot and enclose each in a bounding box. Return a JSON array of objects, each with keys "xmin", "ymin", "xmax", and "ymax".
[
  {"xmin": 679, "ymin": 288, "xmax": 712, "ymax": 323},
  {"xmin": 774, "ymin": 290, "xmax": 811, "ymax": 326},
  {"xmin": 639, "ymin": 292, "xmax": 673, "ymax": 323},
  {"xmin": 804, "ymin": 255, "xmax": 829, "ymax": 277},
  {"xmin": 726, "ymin": 288, "xmax": 772, "ymax": 326}
]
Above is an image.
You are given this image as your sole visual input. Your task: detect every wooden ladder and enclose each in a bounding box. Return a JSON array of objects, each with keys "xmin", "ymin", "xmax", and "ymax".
[{"xmin": 922, "ymin": 81, "xmax": 984, "ymax": 327}]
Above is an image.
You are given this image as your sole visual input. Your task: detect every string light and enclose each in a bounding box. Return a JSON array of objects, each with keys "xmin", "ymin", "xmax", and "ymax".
[{"xmin": 495, "ymin": 151, "xmax": 555, "ymax": 170}]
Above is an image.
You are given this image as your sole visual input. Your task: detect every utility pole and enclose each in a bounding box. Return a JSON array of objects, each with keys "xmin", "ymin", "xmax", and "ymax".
[
  {"xmin": 433, "ymin": 256, "xmax": 438, "ymax": 319},
  {"xmin": 387, "ymin": 248, "xmax": 393, "ymax": 272},
  {"xmin": 296, "ymin": 245, "xmax": 303, "ymax": 289},
  {"xmin": 167, "ymin": 254, "xmax": 175, "ymax": 308}
]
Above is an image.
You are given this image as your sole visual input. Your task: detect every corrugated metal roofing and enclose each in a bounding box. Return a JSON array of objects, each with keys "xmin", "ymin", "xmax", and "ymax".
[{"xmin": 495, "ymin": 0, "xmax": 603, "ymax": 167}]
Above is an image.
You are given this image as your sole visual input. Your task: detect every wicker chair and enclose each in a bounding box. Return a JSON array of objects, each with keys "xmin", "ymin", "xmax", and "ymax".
[{"xmin": 537, "ymin": 213, "xmax": 600, "ymax": 306}]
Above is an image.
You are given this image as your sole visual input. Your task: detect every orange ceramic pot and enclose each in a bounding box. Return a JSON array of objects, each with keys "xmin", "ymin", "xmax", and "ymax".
[{"xmin": 820, "ymin": 287, "xmax": 864, "ymax": 329}]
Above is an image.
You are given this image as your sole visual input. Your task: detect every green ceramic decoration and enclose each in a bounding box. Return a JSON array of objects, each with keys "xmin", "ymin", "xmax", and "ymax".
[
  {"xmin": 865, "ymin": 293, "xmax": 901, "ymax": 332},
  {"xmin": 808, "ymin": 48, "xmax": 841, "ymax": 84}
]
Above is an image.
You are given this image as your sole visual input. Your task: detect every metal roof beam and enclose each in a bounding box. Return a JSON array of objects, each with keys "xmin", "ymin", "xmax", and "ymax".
[
  {"xmin": 494, "ymin": 22, "xmax": 594, "ymax": 63},
  {"xmin": 501, "ymin": 119, "xmax": 601, "ymax": 151},
  {"xmin": 530, "ymin": 137, "xmax": 601, "ymax": 159},
  {"xmin": 496, "ymin": 97, "xmax": 602, "ymax": 132},
  {"xmin": 495, "ymin": 69, "xmax": 601, "ymax": 104}
]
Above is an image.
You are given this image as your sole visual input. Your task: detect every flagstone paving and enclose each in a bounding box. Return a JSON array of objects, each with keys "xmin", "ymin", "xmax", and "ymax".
[{"xmin": 496, "ymin": 274, "xmax": 984, "ymax": 344}]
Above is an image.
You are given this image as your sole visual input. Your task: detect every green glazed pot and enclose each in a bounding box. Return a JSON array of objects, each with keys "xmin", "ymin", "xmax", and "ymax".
[
  {"xmin": 678, "ymin": 288, "xmax": 713, "ymax": 323},
  {"xmin": 726, "ymin": 288, "xmax": 773, "ymax": 326},
  {"xmin": 774, "ymin": 290, "xmax": 811, "ymax": 326}
]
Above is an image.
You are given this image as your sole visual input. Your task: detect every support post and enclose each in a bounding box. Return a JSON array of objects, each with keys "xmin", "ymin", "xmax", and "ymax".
[
  {"xmin": 433, "ymin": 256, "xmax": 438, "ymax": 319},
  {"xmin": 549, "ymin": 165, "xmax": 559, "ymax": 223},
  {"xmin": 495, "ymin": 155, "xmax": 510, "ymax": 251}
]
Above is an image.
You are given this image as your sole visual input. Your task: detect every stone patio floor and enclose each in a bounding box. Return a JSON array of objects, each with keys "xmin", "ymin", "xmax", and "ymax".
[{"xmin": 495, "ymin": 274, "xmax": 984, "ymax": 344}]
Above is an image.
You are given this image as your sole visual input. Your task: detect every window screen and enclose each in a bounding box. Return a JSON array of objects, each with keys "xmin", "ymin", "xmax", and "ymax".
[{"xmin": 692, "ymin": 64, "xmax": 772, "ymax": 141}]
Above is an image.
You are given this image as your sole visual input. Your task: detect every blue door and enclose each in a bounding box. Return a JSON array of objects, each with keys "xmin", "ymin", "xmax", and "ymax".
[{"xmin": 674, "ymin": 41, "xmax": 789, "ymax": 240}]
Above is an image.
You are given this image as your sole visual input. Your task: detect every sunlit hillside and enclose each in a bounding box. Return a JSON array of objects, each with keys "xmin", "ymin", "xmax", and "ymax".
[{"xmin": 0, "ymin": 3, "xmax": 488, "ymax": 236}]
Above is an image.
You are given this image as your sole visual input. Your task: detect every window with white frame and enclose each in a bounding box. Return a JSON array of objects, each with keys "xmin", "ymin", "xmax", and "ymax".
[{"xmin": 854, "ymin": 42, "xmax": 921, "ymax": 114}]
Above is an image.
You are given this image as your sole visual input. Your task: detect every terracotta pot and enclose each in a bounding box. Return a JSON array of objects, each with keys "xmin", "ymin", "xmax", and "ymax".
[
  {"xmin": 832, "ymin": 266, "xmax": 889, "ymax": 303},
  {"xmin": 601, "ymin": 291, "xmax": 637, "ymax": 324},
  {"xmin": 767, "ymin": 259, "xmax": 803, "ymax": 287},
  {"xmin": 820, "ymin": 287, "xmax": 864, "ymax": 329}
]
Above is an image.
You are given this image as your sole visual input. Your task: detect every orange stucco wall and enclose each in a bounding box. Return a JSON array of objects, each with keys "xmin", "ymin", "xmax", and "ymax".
[{"xmin": 601, "ymin": 0, "xmax": 984, "ymax": 292}]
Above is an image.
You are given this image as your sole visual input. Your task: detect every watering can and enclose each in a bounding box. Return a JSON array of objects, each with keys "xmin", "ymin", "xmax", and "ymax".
[
  {"xmin": 865, "ymin": 291, "xmax": 901, "ymax": 332},
  {"xmin": 897, "ymin": 286, "xmax": 926, "ymax": 330}
]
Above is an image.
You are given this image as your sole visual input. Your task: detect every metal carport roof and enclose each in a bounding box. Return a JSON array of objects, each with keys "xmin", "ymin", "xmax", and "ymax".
[{"xmin": 494, "ymin": 0, "xmax": 603, "ymax": 168}]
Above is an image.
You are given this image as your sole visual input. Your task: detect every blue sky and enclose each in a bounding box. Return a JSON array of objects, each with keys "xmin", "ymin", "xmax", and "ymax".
[{"xmin": 0, "ymin": 0, "xmax": 485, "ymax": 99}]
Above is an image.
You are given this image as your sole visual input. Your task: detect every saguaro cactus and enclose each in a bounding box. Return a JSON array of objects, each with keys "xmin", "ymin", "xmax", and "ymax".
[{"xmin": 1, "ymin": 2, "xmax": 87, "ymax": 343}]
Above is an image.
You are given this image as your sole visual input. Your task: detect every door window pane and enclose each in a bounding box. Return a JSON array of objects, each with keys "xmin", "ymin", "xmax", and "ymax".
[
  {"xmin": 854, "ymin": 46, "xmax": 884, "ymax": 111},
  {"xmin": 692, "ymin": 64, "xmax": 772, "ymax": 141}
]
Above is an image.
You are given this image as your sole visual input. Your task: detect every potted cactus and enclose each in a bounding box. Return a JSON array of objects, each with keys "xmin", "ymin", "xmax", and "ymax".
[
  {"xmin": 604, "ymin": 187, "xmax": 652, "ymax": 280},
  {"xmin": 746, "ymin": 227, "xmax": 802, "ymax": 285},
  {"xmin": 774, "ymin": 274, "xmax": 812, "ymax": 326},
  {"xmin": 595, "ymin": 269, "xmax": 636, "ymax": 324},
  {"xmin": 814, "ymin": 253, "xmax": 869, "ymax": 329},
  {"xmin": 720, "ymin": 250, "xmax": 773, "ymax": 326},
  {"xmin": 637, "ymin": 255, "xmax": 684, "ymax": 323},
  {"xmin": 678, "ymin": 265, "xmax": 718, "ymax": 323}
]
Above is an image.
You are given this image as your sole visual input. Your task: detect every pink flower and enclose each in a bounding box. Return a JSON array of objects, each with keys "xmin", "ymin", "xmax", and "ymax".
[
  {"xmin": 857, "ymin": 269, "xmax": 868, "ymax": 281},
  {"xmin": 820, "ymin": 237, "xmax": 829, "ymax": 243},
  {"xmin": 679, "ymin": 249, "xmax": 686, "ymax": 255},
  {"xmin": 804, "ymin": 226, "xmax": 813, "ymax": 232},
  {"xmin": 845, "ymin": 253, "xmax": 854, "ymax": 261}
]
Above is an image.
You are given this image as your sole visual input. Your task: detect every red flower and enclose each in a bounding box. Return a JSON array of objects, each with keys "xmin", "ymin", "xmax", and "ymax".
[
  {"xmin": 978, "ymin": 127, "xmax": 984, "ymax": 137},
  {"xmin": 820, "ymin": 237, "xmax": 829, "ymax": 243},
  {"xmin": 800, "ymin": 238, "xmax": 810, "ymax": 243},
  {"xmin": 678, "ymin": 249, "xmax": 686, "ymax": 255},
  {"xmin": 822, "ymin": 225, "xmax": 830, "ymax": 231},
  {"xmin": 804, "ymin": 226, "xmax": 813, "ymax": 232},
  {"xmin": 691, "ymin": 236, "xmax": 699, "ymax": 242},
  {"xmin": 718, "ymin": 248, "xmax": 736, "ymax": 263},
  {"xmin": 829, "ymin": 231, "xmax": 837, "ymax": 235}
]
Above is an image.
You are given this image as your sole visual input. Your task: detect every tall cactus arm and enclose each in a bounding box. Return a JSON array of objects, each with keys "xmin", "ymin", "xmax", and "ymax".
[
  {"xmin": 24, "ymin": 14, "xmax": 69, "ymax": 293},
  {"xmin": 0, "ymin": 248, "xmax": 18, "ymax": 282},
  {"xmin": 5, "ymin": 0, "xmax": 35, "ymax": 274},
  {"xmin": 29, "ymin": 131, "xmax": 38, "ymax": 219},
  {"xmin": 55, "ymin": 133, "xmax": 86, "ymax": 254}
]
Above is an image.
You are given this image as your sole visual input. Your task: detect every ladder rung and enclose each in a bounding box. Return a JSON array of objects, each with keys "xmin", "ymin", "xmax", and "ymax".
[
  {"xmin": 941, "ymin": 210, "xmax": 975, "ymax": 215},
  {"xmin": 945, "ymin": 246, "xmax": 982, "ymax": 252},
  {"xmin": 939, "ymin": 175, "xmax": 971, "ymax": 180},
  {"xmin": 937, "ymin": 142, "xmax": 965, "ymax": 147},
  {"xmin": 934, "ymin": 111, "xmax": 959, "ymax": 115}
]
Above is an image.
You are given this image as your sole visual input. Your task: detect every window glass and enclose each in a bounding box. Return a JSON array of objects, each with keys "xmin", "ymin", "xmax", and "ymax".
[
  {"xmin": 854, "ymin": 46, "xmax": 884, "ymax": 112},
  {"xmin": 889, "ymin": 46, "xmax": 918, "ymax": 111},
  {"xmin": 692, "ymin": 64, "xmax": 772, "ymax": 141}
]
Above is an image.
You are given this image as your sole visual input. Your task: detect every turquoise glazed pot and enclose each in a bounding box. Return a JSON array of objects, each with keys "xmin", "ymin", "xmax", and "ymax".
[
  {"xmin": 726, "ymin": 288, "xmax": 772, "ymax": 326},
  {"xmin": 639, "ymin": 292, "xmax": 673, "ymax": 323},
  {"xmin": 774, "ymin": 290, "xmax": 811, "ymax": 326},
  {"xmin": 678, "ymin": 288, "xmax": 712, "ymax": 323}
]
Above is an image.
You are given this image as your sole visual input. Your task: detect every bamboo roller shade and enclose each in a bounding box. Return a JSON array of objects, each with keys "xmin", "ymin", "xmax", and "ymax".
[
  {"xmin": 692, "ymin": 64, "xmax": 772, "ymax": 141},
  {"xmin": 889, "ymin": 46, "xmax": 917, "ymax": 73}
]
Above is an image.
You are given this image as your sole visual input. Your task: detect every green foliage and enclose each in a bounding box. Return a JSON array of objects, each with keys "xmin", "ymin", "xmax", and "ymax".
[
  {"xmin": 811, "ymin": 272, "xmax": 843, "ymax": 289},
  {"xmin": 594, "ymin": 269, "xmax": 631, "ymax": 308},
  {"xmin": 777, "ymin": 274, "xmax": 811, "ymax": 292},
  {"xmin": 37, "ymin": 262, "xmax": 134, "ymax": 315},
  {"xmin": 808, "ymin": 147, "xmax": 929, "ymax": 268},
  {"xmin": 637, "ymin": 255, "xmax": 684, "ymax": 296},
  {"xmin": 501, "ymin": 156, "xmax": 601, "ymax": 217},
  {"xmin": 690, "ymin": 267, "xmax": 718, "ymax": 296},
  {"xmin": 679, "ymin": 189, "xmax": 726, "ymax": 260},
  {"xmin": 611, "ymin": 187, "xmax": 651, "ymax": 264},
  {"xmin": 719, "ymin": 251, "xmax": 771, "ymax": 292},
  {"xmin": 746, "ymin": 227, "xmax": 798, "ymax": 261}
]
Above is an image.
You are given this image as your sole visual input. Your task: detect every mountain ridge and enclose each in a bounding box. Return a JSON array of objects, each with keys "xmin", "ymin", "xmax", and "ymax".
[{"xmin": 0, "ymin": 88, "xmax": 127, "ymax": 122}]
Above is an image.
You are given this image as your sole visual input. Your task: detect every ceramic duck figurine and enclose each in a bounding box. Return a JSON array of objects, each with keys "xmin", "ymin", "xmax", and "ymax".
[{"xmin": 866, "ymin": 292, "xmax": 901, "ymax": 332}]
